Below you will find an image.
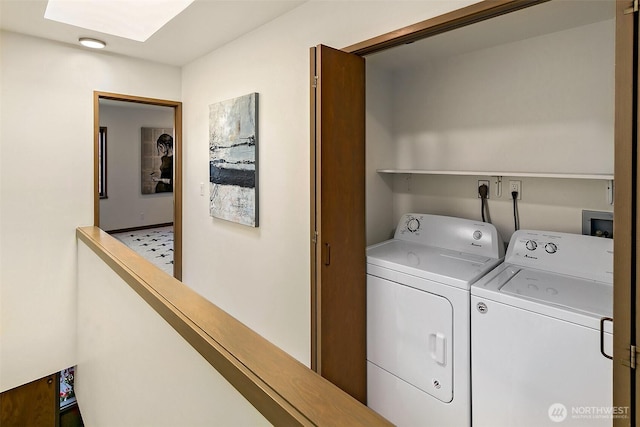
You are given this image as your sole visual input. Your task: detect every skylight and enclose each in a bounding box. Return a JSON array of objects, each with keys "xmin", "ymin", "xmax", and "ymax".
[{"xmin": 44, "ymin": 0, "xmax": 195, "ymax": 42}]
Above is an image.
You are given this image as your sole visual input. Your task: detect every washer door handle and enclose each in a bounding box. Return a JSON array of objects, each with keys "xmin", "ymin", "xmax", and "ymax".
[
  {"xmin": 429, "ymin": 332, "xmax": 447, "ymax": 366},
  {"xmin": 600, "ymin": 317, "xmax": 613, "ymax": 360}
]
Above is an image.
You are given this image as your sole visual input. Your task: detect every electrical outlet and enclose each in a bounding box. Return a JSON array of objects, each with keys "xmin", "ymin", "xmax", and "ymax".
[
  {"xmin": 478, "ymin": 180, "xmax": 490, "ymax": 199},
  {"xmin": 509, "ymin": 180, "xmax": 522, "ymax": 199}
]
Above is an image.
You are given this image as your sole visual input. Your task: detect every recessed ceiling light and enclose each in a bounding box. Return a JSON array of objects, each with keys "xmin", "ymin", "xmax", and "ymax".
[
  {"xmin": 79, "ymin": 37, "xmax": 106, "ymax": 49},
  {"xmin": 45, "ymin": 0, "xmax": 195, "ymax": 42}
]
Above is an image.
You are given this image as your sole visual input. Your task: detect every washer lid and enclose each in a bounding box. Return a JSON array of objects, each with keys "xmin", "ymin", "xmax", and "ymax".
[
  {"xmin": 500, "ymin": 268, "xmax": 612, "ymax": 318},
  {"xmin": 367, "ymin": 239, "xmax": 501, "ymax": 289}
]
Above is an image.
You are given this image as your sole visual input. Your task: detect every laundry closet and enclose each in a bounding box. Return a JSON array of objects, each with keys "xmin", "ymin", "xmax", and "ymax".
[
  {"xmin": 364, "ymin": 1, "xmax": 615, "ymax": 246},
  {"xmin": 361, "ymin": 1, "xmax": 617, "ymax": 426}
]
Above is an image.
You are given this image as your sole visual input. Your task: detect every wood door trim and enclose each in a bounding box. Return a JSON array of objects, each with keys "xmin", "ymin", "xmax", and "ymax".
[
  {"xmin": 310, "ymin": 47, "xmax": 319, "ymax": 372},
  {"xmin": 93, "ymin": 91, "xmax": 183, "ymax": 280},
  {"xmin": 342, "ymin": 0, "xmax": 550, "ymax": 56}
]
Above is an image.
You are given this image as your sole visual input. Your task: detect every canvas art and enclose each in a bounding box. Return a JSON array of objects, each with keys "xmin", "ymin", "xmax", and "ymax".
[
  {"xmin": 209, "ymin": 93, "xmax": 258, "ymax": 227},
  {"xmin": 141, "ymin": 127, "xmax": 174, "ymax": 194}
]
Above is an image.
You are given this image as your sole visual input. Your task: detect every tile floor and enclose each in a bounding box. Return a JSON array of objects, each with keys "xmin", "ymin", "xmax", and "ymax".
[{"xmin": 111, "ymin": 226, "xmax": 174, "ymax": 274}]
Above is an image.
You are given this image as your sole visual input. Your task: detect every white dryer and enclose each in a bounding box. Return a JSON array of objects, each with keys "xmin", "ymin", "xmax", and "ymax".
[
  {"xmin": 471, "ymin": 230, "xmax": 613, "ymax": 427},
  {"xmin": 367, "ymin": 213, "xmax": 504, "ymax": 427}
]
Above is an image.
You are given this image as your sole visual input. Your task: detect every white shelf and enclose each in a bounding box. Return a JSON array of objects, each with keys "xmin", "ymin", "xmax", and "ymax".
[{"xmin": 377, "ymin": 169, "xmax": 614, "ymax": 180}]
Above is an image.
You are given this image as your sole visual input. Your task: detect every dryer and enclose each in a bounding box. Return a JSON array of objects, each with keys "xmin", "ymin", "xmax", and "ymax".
[
  {"xmin": 471, "ymin": 230, "xmax": 613, "ymax": 427},
  {"xmin": 367, "ymin": 213, "xmax": 504, "ymax": 426}
]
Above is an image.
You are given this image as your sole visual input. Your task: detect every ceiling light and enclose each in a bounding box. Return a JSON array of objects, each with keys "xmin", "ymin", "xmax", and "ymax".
[
  {"xmin": 45, "ymin": 0, "xmax": 195, "ymax": 42},
  {"xmin": 79, "ymin": 37, "xmax": 106, "ymax": 49}
]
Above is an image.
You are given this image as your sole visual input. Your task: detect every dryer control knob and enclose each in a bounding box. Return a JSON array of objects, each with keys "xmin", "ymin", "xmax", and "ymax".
[
  {"xmin": 476, "ymin": 302, "xmax": 488, "ymax": 314},
  {"xmin": 545, "ymin": 243, "xmax": 558, "ymax": 254},
  {"xmin": 406, "ymin": 217, "xmax": 420, "ymax": 233},
  {"xmin": 525, "ymin": 240, "xmax": 538, "ymax": 251},
  {"xmin": 473, "ymin": 230, "xmax": 483, "ymax": 240}
]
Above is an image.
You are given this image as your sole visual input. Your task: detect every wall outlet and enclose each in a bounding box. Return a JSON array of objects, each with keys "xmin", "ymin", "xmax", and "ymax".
[
  {"xmin": 509, "ymin": 180, "xmax": 522, "ymax": 199},
  {"xmin": 478, "ymin": 180, "xmax": 490, "ymax": 198},
  {"xmin": 140, "ymin": 212, "xmax": 145, "ymax": 220}
]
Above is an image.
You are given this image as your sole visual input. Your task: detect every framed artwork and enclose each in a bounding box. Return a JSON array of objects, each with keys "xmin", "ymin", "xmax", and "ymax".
[
  {"xmin": 98, "ymin": 126, "xmax": 107, "ymax": 199},
  {"xmin": 141, "ymin": 127, "xmax": 174, "ymax": 194},
  {"xmin": 209, "ymin": 93, "xmax": 258, "ymax": 227}
]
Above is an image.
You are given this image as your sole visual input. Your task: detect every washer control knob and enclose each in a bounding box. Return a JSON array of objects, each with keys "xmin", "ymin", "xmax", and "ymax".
[
  {"xmin": 473, "ymin": 230, "xmax": 483, "ymax": 240},
  {"xmin": 525, "ymin": 240, "xmax": 538, "ymax": 251},
  {"xmin": 545, "ymin": 243, "xmax": 558, "ymax": 254},
  {"xmin": 406, "ymin": 217, "xmax": 420, "ymax": 233}
]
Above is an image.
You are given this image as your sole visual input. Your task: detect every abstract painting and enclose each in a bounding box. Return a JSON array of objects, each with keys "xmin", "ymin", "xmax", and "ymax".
[
  {"xmin": 209, "ymin": 93, "xmax": 258, "ymax": 227},
  {"xmin": 141, "ymin": 127, "xmax": 174, "ymax": 194}
]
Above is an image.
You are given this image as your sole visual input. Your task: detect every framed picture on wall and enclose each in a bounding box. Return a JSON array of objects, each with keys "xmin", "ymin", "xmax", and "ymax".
[
  {"xmin": 141, "ymin": 127, "xmax": 174, "ymax": 194},
  {"xmin": 209, "ymin": 93, "xmax": 259, "ymax": 227}
]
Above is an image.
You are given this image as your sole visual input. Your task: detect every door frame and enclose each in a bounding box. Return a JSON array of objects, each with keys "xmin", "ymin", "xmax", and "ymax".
[
  {"xmin": 312, "ymin": 0, "xmax": 636, "ymax": 418},
  {"xmin": 93, "ymin": 91, "xmax": 183, "ymax": 280},
  {"xmin": 613, "ymin": 0, "xmax": 636, "ymax": 421}
]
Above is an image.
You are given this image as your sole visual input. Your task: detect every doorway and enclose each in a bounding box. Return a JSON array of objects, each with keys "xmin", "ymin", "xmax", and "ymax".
[{"xmin": 93, "ymin": 92, "xmax": 183, "ymax": 280}]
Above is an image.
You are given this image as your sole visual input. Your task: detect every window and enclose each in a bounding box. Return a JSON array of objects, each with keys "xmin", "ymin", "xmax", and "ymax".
[{"xmin": 99, "ymin": 126, "xmax": 107, "ymax": 199}]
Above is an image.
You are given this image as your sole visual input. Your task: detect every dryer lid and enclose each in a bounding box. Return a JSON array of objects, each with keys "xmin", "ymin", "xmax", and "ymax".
[
  {"xmin": 367, "ymin": 239, "xmax": 501, "ymax": 288},
  {"xmin": 500, "ymin": 268, "xmax": 612, "ymax": 318}
]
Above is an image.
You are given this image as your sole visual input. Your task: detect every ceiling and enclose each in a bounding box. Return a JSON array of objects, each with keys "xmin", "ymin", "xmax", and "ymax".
[
  {"xmin": 0, "ymin": 0, "xmax": 306, "ymax": 67},
  {"xmin": 367, "ymin": 0, "xmax": 615, "ymax": 71},
  {"xmin": 1, "ymin": 1, "xmax": 615, "ymax": 70}
]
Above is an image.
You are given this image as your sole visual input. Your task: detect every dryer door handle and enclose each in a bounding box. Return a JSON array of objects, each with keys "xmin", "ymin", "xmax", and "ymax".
[{"xmin": 429, "ymin": 332, "xmax": 447, "ymax": 366}]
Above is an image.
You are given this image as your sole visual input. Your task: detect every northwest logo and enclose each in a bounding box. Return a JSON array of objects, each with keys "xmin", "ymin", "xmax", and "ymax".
[{"xmin": 548, "ymin": 403, "xmax": 567, "ymax": 422}]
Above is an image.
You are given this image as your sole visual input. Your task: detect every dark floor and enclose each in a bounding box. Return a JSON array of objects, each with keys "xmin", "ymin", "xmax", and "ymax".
[{"xmin": 60, "ymin": 404, "xmax": 84, "ymax": 427}]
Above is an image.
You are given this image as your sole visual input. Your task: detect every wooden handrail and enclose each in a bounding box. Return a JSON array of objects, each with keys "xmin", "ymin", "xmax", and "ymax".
[{"xmin": 77, "ymin": 226, "xmax": 391, "ymax": 427}]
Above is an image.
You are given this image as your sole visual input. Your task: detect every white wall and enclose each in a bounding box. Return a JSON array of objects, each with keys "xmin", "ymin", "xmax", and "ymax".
[
  {"xmin": 181, "ymin": 1, "xmax": 481, "ymax": 364},
  {"xmin": 76, "ymin": 241, "xmax": 270, "ymax": 427},
  {"xmin": 0, "ymin": 31, "xmax": 181, "ymax": 392},
  {"xmin": 393, "ymin": 19, "xmax": 614, "ymax": 174},
  {"xmin": 99, "ymin": 104, "xmax": 174, "ymax": 231},
  {"xmin": 391, "ymin": 174, "xmax": 613, "ymax": 246},
  {"xmin": 366, "ymin": 65, "xmax": 396, "ymax": 244},
  {"xmin": 366, "ymin": 17, "xmax": 615, "ymax": 245}
]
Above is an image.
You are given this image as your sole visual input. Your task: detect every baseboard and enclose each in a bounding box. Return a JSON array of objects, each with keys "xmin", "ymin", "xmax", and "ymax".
[{"xmin": 106, "ymin": 223, "xmax": 173, "ymax": 234}]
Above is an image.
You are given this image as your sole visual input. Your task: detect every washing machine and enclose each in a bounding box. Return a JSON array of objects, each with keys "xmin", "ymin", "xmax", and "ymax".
[
  {"xmin": 471, "ymin": 230, "xmax": 613, "ymax": 427},
  {"xmin": 367, "ymin": 213, "xmax": 504, "ymax": 426}
]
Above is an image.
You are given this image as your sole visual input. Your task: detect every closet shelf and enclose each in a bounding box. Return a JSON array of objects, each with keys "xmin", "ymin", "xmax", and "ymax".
[{"xmin": 377, "ymin": 169, "xmax": 614, "ymax": 180}]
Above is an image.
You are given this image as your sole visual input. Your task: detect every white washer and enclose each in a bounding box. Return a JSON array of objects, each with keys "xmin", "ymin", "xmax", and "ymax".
[
  {"xmin": 367, "ymin": 213, "xmax": 504, "ymax": 427},
  {"xmin": 471, "ymin": 230, "xmax": 613, "ymax": 427}
]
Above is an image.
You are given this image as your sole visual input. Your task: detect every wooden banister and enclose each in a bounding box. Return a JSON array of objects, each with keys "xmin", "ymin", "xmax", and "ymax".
[{"xmin": 76, "ymin": 226, "xmax": 391, "ymax": 427}]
